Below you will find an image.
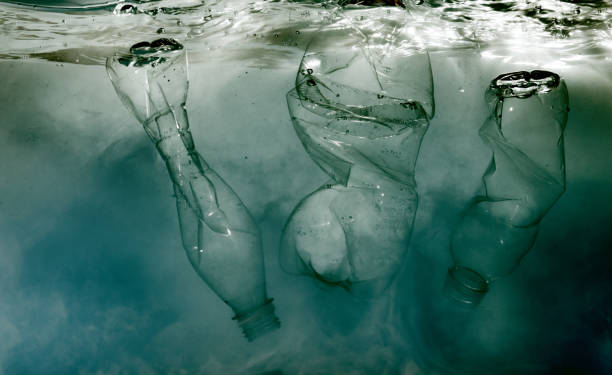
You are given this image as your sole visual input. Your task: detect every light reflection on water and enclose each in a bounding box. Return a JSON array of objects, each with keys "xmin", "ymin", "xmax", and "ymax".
[{"xmin": 0, "ymin": 0, "xmax": 610, "ymax": 70}]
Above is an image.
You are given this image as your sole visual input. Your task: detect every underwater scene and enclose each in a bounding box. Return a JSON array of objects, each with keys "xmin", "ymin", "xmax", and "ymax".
[{"xmin": 0, "ymin": 0, "xmax": 611, "ymax": 374}]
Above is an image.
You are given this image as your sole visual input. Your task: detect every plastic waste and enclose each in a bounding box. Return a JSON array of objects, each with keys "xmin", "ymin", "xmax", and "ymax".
[
  {"xmin": 444, "ymin": 70, "xmax": 569, "ymax": 306},
  {"xmin": 281, "ymin": 8, "xmax": 434, "ymax": 298},
  {"xmin": 106, "ymin": 38, "xmax": 280, "ymax": 340}
]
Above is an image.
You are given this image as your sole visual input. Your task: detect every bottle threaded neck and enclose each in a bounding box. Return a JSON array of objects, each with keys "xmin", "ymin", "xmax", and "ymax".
[
  {"xmin": 443, "ymin": 266, "xmax": 489, "ymax": 307},
  {"xmin": 233, "ymin": 299, "xmax": 280, "ymax": 342}
]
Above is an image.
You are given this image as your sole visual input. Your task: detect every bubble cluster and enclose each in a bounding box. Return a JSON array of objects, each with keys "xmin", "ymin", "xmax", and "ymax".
[{"xmin": 490, "ymin": 70, "xmax": 561, "ymax": 99}]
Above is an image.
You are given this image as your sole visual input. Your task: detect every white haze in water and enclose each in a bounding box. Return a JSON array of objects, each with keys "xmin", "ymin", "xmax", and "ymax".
[{"xmin": 0, "ymin": 0, "xmax": 611, "ymax": 374}]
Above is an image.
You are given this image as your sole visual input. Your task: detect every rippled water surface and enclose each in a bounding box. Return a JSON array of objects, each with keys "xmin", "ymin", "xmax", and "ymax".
[{"xmin": 1, "ymin": 0, "xmax": 611, "ymax": 66}]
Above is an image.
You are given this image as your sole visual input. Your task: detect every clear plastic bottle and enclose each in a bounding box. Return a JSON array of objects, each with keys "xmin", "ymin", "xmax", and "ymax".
[
  {"xmin": 106, "ymin": 38, "xmax": 279, "ymax": 340},
  {"xmin": 281, "ymin": 8, "xmax": 434, "ymax": 298},
  {"xmin": 445, "ymin": 70, "xmax": 569, "ymax": 306}
]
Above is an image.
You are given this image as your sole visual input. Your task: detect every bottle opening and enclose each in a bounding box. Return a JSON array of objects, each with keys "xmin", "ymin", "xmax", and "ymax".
[
  {"xmin": 490, "ymin": 70, "xmax": 560, "ymax": 99},
  {"xmin": 115, "ymin": 38, "xmax": 185, "ymax": 67}
]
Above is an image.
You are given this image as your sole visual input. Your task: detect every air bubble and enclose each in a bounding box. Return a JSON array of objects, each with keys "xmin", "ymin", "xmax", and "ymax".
[
  {"xmin": 400, "ymin": 102, "xmax": 416, "ymax": 110},
  {"xmin": 113, "ymin": 3, "xmax": 137, "ymax": 15},
  {"xmin": 130, "ymin": 38, "xmax": 183, "ymax": 55},
  {"xmin": 490, "ymin": 70, "xmax": 560, "ymax": 98}
]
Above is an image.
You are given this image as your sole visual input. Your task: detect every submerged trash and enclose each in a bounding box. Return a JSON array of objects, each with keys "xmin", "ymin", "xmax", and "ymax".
[
  {"xmin": 445, "ymin": 70, "xmax": 569, "ymax": 306},
  {"xmin": 281, "ymin": 9, "xmax": 433, "ymax": 298},
  {"xmin": 106, "ymin": 38, "xmax": 280, "ymax": 340}
]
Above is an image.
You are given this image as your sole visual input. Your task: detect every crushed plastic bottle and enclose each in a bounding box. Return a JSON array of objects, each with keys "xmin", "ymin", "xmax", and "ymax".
[
  {"xmin": 444, "ymin": 70, "xmax": 569, "ymax": 306},
  {"xmin": 106, "ymin": 38, "xmax": 280, "ymax": 340},
  {"xmin": 281, "ymin": 8, "xmax": 433, "ymax": 298}
]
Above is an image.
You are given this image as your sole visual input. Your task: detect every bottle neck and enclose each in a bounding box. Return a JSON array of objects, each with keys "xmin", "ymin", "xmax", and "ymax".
[
  {"xmin": 232, "ymin": 299, "xmax": 280, "ymax": 342},
  {"xmin": 143, "ymin": 104, "xmax": 191, "ymax": 143},
  {"xmin": 147, "ymin": 106, "xmax": 196, "ymax": 160}
]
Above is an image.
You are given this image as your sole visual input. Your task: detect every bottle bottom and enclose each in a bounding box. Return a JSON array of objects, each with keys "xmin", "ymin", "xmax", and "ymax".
[{"xmin": 233, "ymin": 299, "xmax": 280, "ymax": 342}]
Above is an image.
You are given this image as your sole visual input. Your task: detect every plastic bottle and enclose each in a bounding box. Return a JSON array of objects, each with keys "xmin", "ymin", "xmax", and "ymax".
[
  {"xmin": 281, "ymin": 9, "xmax": 434, "ymax": 298},
  {"xmin": 106, "ymin": 38, "xmax": 280, "ymax": 340},
  {"xmin": 445, "ymin": 70, "xmax": 569, "ymax": 306}
]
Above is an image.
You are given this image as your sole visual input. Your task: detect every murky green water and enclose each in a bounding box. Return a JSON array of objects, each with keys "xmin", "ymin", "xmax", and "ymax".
[{"xmin": 1, "ymin": 1, "xmax": 611, "ymax": 374}]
